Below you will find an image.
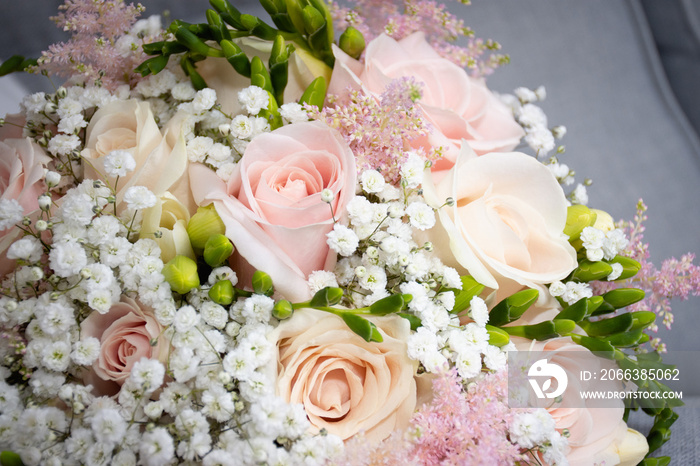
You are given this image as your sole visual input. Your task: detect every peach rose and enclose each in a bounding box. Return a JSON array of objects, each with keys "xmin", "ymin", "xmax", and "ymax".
[
  {"xmin": 268, "ymin": 309, "xmax": 419, "ymax": 442},
  {"xmin": 512, "ymin": 337, "xmax": 649, "ymax": 466},
  {"xmin": 197, "ymin": 37, "xmax": 332, "ymax": 115},
  {"xmin": 0, "ymin": 138, "xmax": 51, "ymax": 276},
  {"xmin": 328, "ymin": 32, "xmax": 524, "ymax": 176},
  {"xmin": 191, "ymin": 121, "xmax": 356, "ymax": 302},
  {"xmin": 421, "ymin": 147, "xmax": 577, "ymax": 301},
  {"xmin": 81, "ymin": 99, "xmax": 194, "ymax": 212},
  {"xmin": 81, "ymin": 296, "xmax": 169, "ymax": 396}
]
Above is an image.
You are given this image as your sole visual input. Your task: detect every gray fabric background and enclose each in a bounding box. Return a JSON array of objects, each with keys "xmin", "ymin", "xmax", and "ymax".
[{"xmin": 1, "ymin": 0, "xmax": 699, "ymax": 462}]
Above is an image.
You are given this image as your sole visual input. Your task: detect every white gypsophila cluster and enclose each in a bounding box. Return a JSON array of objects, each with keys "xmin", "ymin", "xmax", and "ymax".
[
  {"xmin": 510, "ymin": 409, "xmax": 569, "ymax": 465},
  {"xmin": 501, "ymin": 86, "xmax": 559, "ymax": 157},
  {"xmin": 580, "ymin": 226, "xmax": 629, "ymax": 263},
  {"xmin": 549, "ymin": 280, "xmax": 594, "ymax": 305}
]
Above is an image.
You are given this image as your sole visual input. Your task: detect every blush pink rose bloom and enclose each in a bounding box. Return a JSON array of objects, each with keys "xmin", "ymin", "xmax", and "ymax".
[
  {"xmin": 512, "ymin": 337, "xmax": 649, "ymax": 466},
  {"xmin": 81, "ymin": 99, "xmax": 194, "ymax": 212},
  {"xmin": 80, "ymin": 296, "xmax": 168, "ymax": 396},
  {"xmin": 191, "ymin": 121, "xmax": 356, "ymax": 302},
  {"xmin": 0, "ymin": 138, "xmax": 51, "ymax": 276},
  {"xmin": 421, "ymin": 147, "xmax": 578, "ymax": 301},
  {"xmin": 328, "ymin": 32, "xmax": 524, "ymax": 176},
  {"xmin": 268, "ymin": 308, "xmax": 420, "ymax": 442}
]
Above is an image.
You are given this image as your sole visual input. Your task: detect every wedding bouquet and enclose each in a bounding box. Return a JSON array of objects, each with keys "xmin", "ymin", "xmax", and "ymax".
[{"xmin": 0, "ymin": 0, "xmax": 698, "ymax": 465}]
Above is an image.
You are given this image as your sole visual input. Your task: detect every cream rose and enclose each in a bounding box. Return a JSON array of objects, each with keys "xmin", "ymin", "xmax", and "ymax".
[
  {"xmin": 422, "ymin": 147, "xmax": 577, "ymax": 301},
  {"xmin": 197, "ymin": 37, "xmax": 332, "ymax": 115},
  {"xmin": 328, "ymin": 32, "xmax": 524, "ymax": 176},
  {"xmin": 81, "ymin": 99, "xmax": 193, "ymax": 212},
  {"xmin": 268, "ymin": 308, "xmax": 419, "ymax": 441},
  {"xmin": 0, "ymin": 138, "xmax": 51, "ymax": 275},
  {"xmin": 80, "ymin": 296, "xmax": 169, "ymax": 396},
  {"xmin": 190, "ymin": 121, "xmax": 356, "ymax": 302},
  {"xmin": 512, "ymin": 337, "xmax": 649, "ymax": 465}
]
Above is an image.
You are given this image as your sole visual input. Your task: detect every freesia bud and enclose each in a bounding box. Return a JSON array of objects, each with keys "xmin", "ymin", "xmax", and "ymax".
[
  {"xmin": 591, "ymin": 208, "xmax": 614, "ymax": 232},
  {"xmin": 339, "ymin": 26, "xmax": 365, "ymax": 59},
  {"xmin": 209, "ymin": 279, "xmax": 235, "ymax": 305},
  {"xmin": 203, "ymin": 234, "xmax": 234, "ymax": 267},
  {"xmin": 187, "ymin": 204, "xmax": 226, "ymax": 250},
  {"xmin": 162, "ymin": 255, "xmax": 200, "ymax": 294}
]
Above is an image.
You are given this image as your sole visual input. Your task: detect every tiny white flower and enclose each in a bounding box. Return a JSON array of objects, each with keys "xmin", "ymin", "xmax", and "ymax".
[
  {"xmin": 172, "ymin": 82, "xmax": 197, "ymax": 101},
  {"xmin": 608, "ymin": 262, "xmax": 624, "ymax": 281},
  {"xmin": 129, "ymin": 358, "xmax": 165, "ymax": 392},
  {"xmin": 124, "ymin": 186, "xmax": 157, "ymax": 210},
  {"xmin": 400, "ymin": 152, "xmax": 426, "ymax": 188},
  {"xmin": 139, "ymin": 427, "xmax": 175, "ymax": 466},
  {"xmin": 47, "ymin": 134, "xmax": 81, "ymax": 156},
  {"xmin": 469, "ymin": 296, "xmax": 489, "ymax": 327},
  {"xmin": 549, "ymin": 280, "xmax": 567, "ymax": 297},
  {"xmin": 405, "ymin": 202, "xmax": 436, "ymax": 230},
  {"xmin": 7, "ymin": 236, "xmax": 43, "ymax": 262},
  {"xmin": 103, "ymin": 150, "xmax": 136, "ymax": 177},
  {"xmin": 49, "ymin": 241, "xmax": 88, "ymax": 277},
  {"xmin": 91, "ymin": 408, "xmax": 127, "ymax": 444},
  {"xmin": 238, "ymin": 86, "xmax": 269, "ymax": 115},
  {"xmin": 187, "ymin": 136, "xmax": 214, "ymax": 163},
  {"xmin": 279, "ymin": 102, "xmax": 308, "ymax": 124},
  {"xmin": 360, "ymin": 169, "xmax": 386, "ymax": 194},
  {"xmin": 326, "ymin": 224, "xmax": 359, "ymax": 256},
  {"xmin": 307, "ymin": 270, "xmax": 339, "ymax": 294},
  {"xmin": 174, "ymin": 305, "xmax": 200, "ymax": 333},
  {"xmin": 571, "ymin": 183, "xmax": 588, "ymax": 205},
  {"xmin": 0, "ymin": 198, "xmax": 24, "ymax": 230},
  {"xmin": 192, "ymin": 88, "xmax": 217, "ymax": 113},
  {"xmin": 42, "ymin": 340, "xmax": 72, "ymax": 372},
  {"xmin": 320, "ymin": 188, "xmax": 335, "ymax": 203},
  {"xmin": 230, "ymin": 114, "xmax": 254, "ymax": 139},
  {"xmin": 72, "ymin": 337, "xmax": 100, "ymax": 365}
]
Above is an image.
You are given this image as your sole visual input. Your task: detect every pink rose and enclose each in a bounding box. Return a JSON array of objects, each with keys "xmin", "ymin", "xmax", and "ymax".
[
  {"xmin": 268, "ymin": 309, "xmax": 420, "ymax": 441},
  {"xmin": 328, "ymin": 32, "xmax": 524, "ymax": 176},
  {"xmin": 0, "ymin": 138, "xmax": 51, "ymax": 276},
  {"xmin": 82, "ymin": 99, "xmax": 194, "ymax": 212},
  {"xmin": 421, "ymin": 148, "xmax": 577, "ymax": 301},
  {"xmin": 512, "ymin": 337, "xmax": 649, "ymax": 465},
  {"xmin": 81, "ymin": 296, "xmax": 168, "ymax": 396},
  {"xmin": 191, "ymin": 121, "xmax": 356, "ymax": 302}
]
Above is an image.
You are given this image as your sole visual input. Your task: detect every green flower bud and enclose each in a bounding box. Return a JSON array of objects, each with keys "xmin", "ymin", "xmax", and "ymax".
[
  {"xmin": 302, "ymin": 5, "xmax": 325, "ymax": 35},
  {"xmin": 273, "ymin": 299, "xmax": 294, "ymax": 319},
  {"xmin": 252, "ymin": 270, "xmax": 274, "ymax": 296},
  {"xmin": 564, "ymin": 204, "xmax": 597, "ymax": 243},
  {"xmin": 609, "ymin": 255, "xmax": 642, "ymax": 281},
  {"xmin": 339, "ymin": 26, "xmax": 365, "ymax": 59},
  {"xmin": 571, "ymin": 259, "xmax": 614, "ymax": 282},
  {"xmin": 0, "ymin": 450, "xmax": 23, "ymax": 466},
  {"xmin": 163, "ymin": 255, "xmax": 200, "ymax": 294},
  {"xmin": 485, "ymin": 324, "xmax": 510, "ymax": 347},
  {"xmin": 187, "ymin": 204, "xmax": 226, "ymax": 251},
  {"xmin": 203, "ymin": 234, "xmax": 234, "ymax": 267},
  {"xmin": 602, "ymin": 288, "xmax": 645, "ymax": 309},
  {"xmin": 209, "ymin": 279, "xmax": 235, "ymax": 305}
]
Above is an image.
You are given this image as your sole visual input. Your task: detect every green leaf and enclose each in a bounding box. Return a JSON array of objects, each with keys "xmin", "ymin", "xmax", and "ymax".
[
  {"xmin": 209, "ymin": 279, "xmax": 235, "ymax": 305},
  {"xmin": 252, "ymin": 270, "xmax": 274, "ymax": 296},
  {"xmin": 342, "ymin": 313, "xmax": 383, "ymax": 342},
  {"xmin": 504, "ymin": 320, "xmax": 559, "ymax": 340},
  {"xmin": 489, "ymin": 288, "xmax": 539, "ymax": 326},
  {"xmin": 602, "ymin": 288, "xmax": 645, "ymax": 309},
  {"xmin": 630, "ymin": 311, "xmax": 656, "ymax": 330},
  {"xmin": 397, "ymin": 312, "xmax": 421, "ymax": 331},
  {"xmin": 298, "ymin": 76, "xmax": 326, "ymax": 108},
  {"xmin": 0, "ymin": 55, "xmax": 36, "ymax": 76},
  {"xmin": 309, "ymin": 286, "xmax": 343, "ymax": 307},
  {"xmin": 603, "ymin": 328, "xmax": 645, "ymax": 347},
  {"xmin": 579, "ymin": 312, "xmax": 633, "ymax": 337},
  {"xmin": 134, "ymin": 55, "xmax": 170, "ymax": 77},
  {"xmin": 451, "ymin": 275, "xmax": 485, "ymax": 314},
  {"xmin": 639, "ymin": 458, "xmax": 671, "ymax": 466},
  {"xmin": 485, "ymin": 325, "xmax": 510, "ymax": 347},
  {"xmin": 369, "ymin": 293, "xmax": 407, "ymax": 315},
  {"xmin": 0, "ymin": 451, "xmax": 23, "ymax": 466}
]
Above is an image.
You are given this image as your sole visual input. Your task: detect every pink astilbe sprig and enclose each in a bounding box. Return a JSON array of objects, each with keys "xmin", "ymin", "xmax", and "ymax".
[
  {"xmin": 408, "ymin": 368, "xmax": 526, "ymax": 465},
  {"xmin": 329, "ymin": 0, "xmax": 508, "ymax": 76},
  {"xmin": 31, "ymin": 0, "xmax": 161, "ymax": 90},
  {"xmin": 307, "ymin": 77, "xmax": 442, "ymax": 184},
  {"xmin": 593, "ymin": 200, "xmax": 700, "ymax": 352}
]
